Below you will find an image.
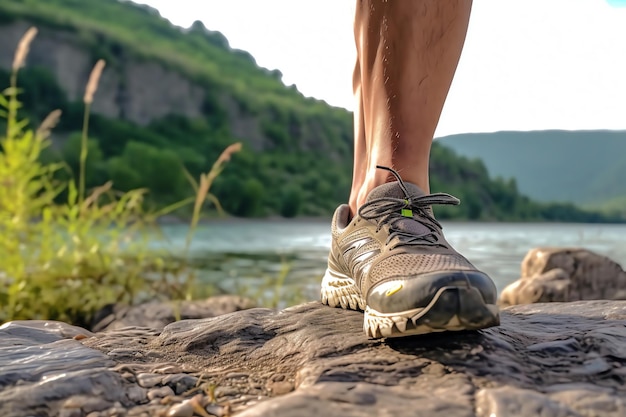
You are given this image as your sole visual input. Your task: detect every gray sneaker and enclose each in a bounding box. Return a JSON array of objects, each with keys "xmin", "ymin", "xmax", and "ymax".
[{"xmin": 321, "ymin": 166, "xmax": 499, "ymax": 338}]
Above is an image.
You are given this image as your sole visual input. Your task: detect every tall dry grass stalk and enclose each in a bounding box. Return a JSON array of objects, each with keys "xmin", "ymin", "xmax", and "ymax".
[
  {"xmin": 79, "ymin": 59, "xmax": 106, "ymax": 205},
  {"xmin": 187, "ymin": 142, "xmax": 242, "ymax": 236},
  {"xmin": 36, "ymin": 109, "xmax": 62, "ymax": 139},
  {"xmin": 83, "ymin": 59, "xmax": 106, "ymax": 105},
  {"xmin": 215, "ymin": 142, "xmax": 242, "ymax": 166},
  {"xmin": 196, "ymin": 142, "xmax": 241, "ymax": 213},
  {"xmin": 7, "ymin": 27, "xmax": 38, "ymax": 139},
  {"xmin": 183, "ymin": 143, "xmax": 242, "ymax": 274},
  {"xmin": 12, "ymin": 27, "xmax": 37, "ymax": 72}
]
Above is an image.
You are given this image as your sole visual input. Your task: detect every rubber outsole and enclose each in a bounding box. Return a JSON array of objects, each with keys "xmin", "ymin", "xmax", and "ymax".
[
  {"xmin": 321, "ymin": 268, "xmax": 500, "ymax": 338},
  {"xmin": 320, "ymin": 268, "xmax": 366, "ymax": 311}
]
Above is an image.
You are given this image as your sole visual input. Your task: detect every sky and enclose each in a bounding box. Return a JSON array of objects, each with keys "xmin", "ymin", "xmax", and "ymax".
[{"xmin": 134, "ymin": 0, "xmax": 626, "ymax": 138}]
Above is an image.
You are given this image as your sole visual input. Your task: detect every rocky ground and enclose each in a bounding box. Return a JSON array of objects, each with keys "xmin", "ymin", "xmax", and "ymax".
[
  {"xmin": 2, "ymin": 299, "xmax": 625, "ymax": 417},
  {"xmin": 2, "ymin": 247, "xmax": 625, "ymax": 417}
]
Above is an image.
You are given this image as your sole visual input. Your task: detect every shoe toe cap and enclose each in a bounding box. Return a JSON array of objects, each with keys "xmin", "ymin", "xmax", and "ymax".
[{"xmin": 366, "ymin": 270, "xmax": 498, "ymax": 314}]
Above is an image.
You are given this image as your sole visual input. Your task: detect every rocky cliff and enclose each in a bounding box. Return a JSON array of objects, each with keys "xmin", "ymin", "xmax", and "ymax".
[
  {"xmin": 0, "ymin": 21, "xmax": 206, "ymax": 126},
  {"xmin": 0, "ymin": 12, "xmax": 352, "ymax": 157}
]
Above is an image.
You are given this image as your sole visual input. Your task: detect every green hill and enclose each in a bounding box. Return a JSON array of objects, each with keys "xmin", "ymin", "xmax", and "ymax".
[
  {"xmin": 438, "ymin": 130, "xmax": 626, "ymax": 209},
  {"xmin": 0, "ymin": 0, "xmax": 622, "ymax": 222}
]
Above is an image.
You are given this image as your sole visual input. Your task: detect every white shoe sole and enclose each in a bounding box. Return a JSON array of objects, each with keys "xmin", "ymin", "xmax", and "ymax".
[{"xmin": 320, "ymin": 268, "xmax": 366, "ymax": 311}]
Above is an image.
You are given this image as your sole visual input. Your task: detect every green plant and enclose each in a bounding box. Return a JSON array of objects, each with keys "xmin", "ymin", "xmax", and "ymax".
[{"xmin": 0, "ymin": 27, "xmax": 240, "ymax": 325}]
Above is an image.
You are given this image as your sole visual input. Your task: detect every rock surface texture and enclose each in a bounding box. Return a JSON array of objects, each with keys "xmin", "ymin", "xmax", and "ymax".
[
  {"xmin": 91, "ymin": 295, "xmax": 257, "ymax": 332},
  {"xmin": 2, "ymin": 301, "xmax": 626, "ymax": 417},
  {"xmin": 499, "ymin": 247, "xmax": 626, "ymax": 306}
]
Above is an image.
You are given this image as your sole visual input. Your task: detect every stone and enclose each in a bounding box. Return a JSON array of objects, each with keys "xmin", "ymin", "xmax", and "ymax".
[
  {"xmin": 126, "ymin": 385, "xmax": 148, "ymax": 404},
  {"xmin": 165, "ymin": 401, "xmax": 194, "ymax": 417},
  {"xmin": 267, "ymin": 380, "xmax": 294, "ymax": 395},
  {"xmin": 500, "ymin": 248, "xmax": 626, "ymax": 306},
  {"xmin": 1, "ymin": 301, "xmax": 625, "ymax": 416},
  {"xmin": 161, "ymin": 374, "xmax": 198, "ymax": 395},
  {"xmin": 91, "ymin": 295, "xmax": 257, "ymax": 332},
  {"xmin": 476, "ymin": 387, "xmax": 580, "ymax": 417},
  {"xmin": 136, "ymin": 373, "xmax": 163, "ymax": 388},
  {"xmin": 204, "ymin": 403, "xmax": 229, "ymax": 417},
  {"xmin": 147, "ymin": 386, "xmax": 175, "ymax": 400},
  {"xmin": 0, "ymin": 321, "xmax": 130, "ymax": 417},
  {"xmin": 500, "ymin": 267, "xmax": 572, "ymax": 306}
]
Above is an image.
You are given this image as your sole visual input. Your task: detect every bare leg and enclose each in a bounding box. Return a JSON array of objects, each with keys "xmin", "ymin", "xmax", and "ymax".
[
  {"xmin": 349, "ymin": 0, "xmax": 473, "ymax": 215},
  {"xmin": 348, "ymin": 57, "xmax": 367, "ymax": 213},
  {"xmin": 323, "ymin": 1, "xmax": 499, "ymax": 338}
]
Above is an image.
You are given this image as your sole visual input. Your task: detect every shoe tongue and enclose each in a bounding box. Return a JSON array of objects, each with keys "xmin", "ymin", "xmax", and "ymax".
[
  {"xmin": 365, "ymin": 182, "xmax": 431, "ymax": 236},
  {"xmin": 366, "ymin": 181, "xmax": 425, "ymax": 202}
]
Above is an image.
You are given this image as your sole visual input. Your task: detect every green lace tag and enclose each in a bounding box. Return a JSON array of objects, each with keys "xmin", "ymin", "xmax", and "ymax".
[
  {"xmin": 402, "ymin": 199, "xmax": 413, "ymax": 217},
  {"xmin": 401, "ymin": 208, "xmax": 413, "ymax": 217}
]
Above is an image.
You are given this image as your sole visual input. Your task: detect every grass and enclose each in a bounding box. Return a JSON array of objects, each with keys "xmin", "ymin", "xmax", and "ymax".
[{"xmin": 0, "ymin": 26, "xmax": 242, "ymax": 326}]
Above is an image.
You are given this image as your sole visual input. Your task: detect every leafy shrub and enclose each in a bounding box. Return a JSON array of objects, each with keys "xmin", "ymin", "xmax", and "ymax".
[{"xmin": 0, "ymin": 27, "xmax": 240, "ymax": 325}]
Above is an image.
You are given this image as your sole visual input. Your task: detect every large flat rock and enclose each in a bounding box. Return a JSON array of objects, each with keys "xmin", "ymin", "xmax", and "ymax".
[{"xmin": 1, "ymin": 301, "xmax": 625, "ymax": 416}]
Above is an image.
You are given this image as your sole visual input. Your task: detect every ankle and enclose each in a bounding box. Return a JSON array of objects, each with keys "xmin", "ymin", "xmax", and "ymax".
[
  {"xmin": 349, "ymin": 169, "xmax": 392, "ymax": 216},
  {"xmin": 349, "ymin": 167, "xmax": 430, "ymax": 217}
]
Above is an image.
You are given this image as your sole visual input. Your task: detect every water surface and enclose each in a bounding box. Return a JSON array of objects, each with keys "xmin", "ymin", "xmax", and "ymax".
[{"xmin": 157, "ymin": 220, "xmax": 626, "ymax": 305}]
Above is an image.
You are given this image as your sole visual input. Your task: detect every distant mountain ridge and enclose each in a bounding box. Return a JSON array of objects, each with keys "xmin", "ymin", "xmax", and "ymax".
[{"xmin": 438, "ymin": 130, "xmax": 626, "ymax": 207}]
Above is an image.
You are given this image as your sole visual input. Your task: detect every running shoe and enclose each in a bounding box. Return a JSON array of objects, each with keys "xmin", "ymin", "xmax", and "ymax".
[{"xmin": 321, "ymin": 166, "xmax": 500, "ymax": 338}]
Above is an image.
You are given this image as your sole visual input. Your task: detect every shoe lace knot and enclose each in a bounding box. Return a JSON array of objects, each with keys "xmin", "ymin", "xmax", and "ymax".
[{"xmin": 358, "ymin": 166, "xmax": 460, "ymax": 248}]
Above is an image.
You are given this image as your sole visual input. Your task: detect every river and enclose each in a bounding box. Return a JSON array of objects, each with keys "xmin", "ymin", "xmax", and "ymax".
[{"xmin": 155, "ymin": 220, "xmax": 626, "ymax": 306}]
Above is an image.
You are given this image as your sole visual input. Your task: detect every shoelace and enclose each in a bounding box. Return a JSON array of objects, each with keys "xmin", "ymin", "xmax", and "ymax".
[{"xmin": 358, "ymin": 166, "xmax": 460, "ymax": 248}]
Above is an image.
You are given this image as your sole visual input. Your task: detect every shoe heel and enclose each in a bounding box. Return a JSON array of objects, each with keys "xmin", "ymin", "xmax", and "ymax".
[{"xmin": 320, "ymin": 268, "xmax": 365, "ymax": 311}]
